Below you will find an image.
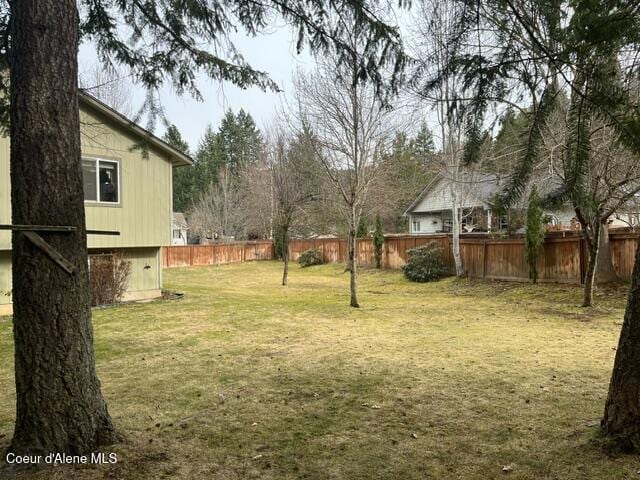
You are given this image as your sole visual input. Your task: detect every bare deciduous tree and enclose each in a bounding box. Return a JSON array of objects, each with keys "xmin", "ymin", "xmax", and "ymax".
[
  {"xmin": 538, "ymin": 106, "xmax": 640, "ymax": 304},
  {"xmin": 266, "ymin": 127, "xmax": 318, "ymax": 285},
  {"xmin": 80, "ymin": 65, "xmax": 134, "ymax": 118},
  {"xmin": 188, "ymin": 166, "xmax": 245, "ymax": 242},
  {"xmin": 293, "ymin": 17, "xmax": 396, "ymax": 307},
  {"xmin": 411, "ymin": 0, "xmax": 480, "ymax": 276},
  {"xmin": 240, "ymin": 156, "xmax": 275, "ymax": 241}
]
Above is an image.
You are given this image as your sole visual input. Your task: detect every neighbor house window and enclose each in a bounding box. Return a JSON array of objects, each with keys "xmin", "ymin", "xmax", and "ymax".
[
  {"xmin": 499, "ymin": 216, "xmax": 509, "ymax": 230},
  {"xmin": 412, "ymin": 221, "xmax": 420, "ymax": 232},
  {"xmin": 173, "ymin": 229, "xmax": 182, "ymax": 239},
  {"xmin": 82, "ymin": 157, "xmax": 119, "ymax": 203},
  {"xmin": 442, "ymin": 218, "xmax": 452, "ymax": 233}
]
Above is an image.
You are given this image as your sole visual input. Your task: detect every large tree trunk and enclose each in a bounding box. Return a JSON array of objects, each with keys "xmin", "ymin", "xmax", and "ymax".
[
  {"xmin": 582, "ymin": 221, "xmax": 618, "ymax": 306},
  {"xmin": 8, "ymin": 0, "xmax": 116, "ymax": 457},
  {"xmin": 602, "ymin": 236, "xmax": 640, "ymax": 452},
  {"xmin": 282, "ymin": 227, "xmax": 289, "ymax": 286},
  {"xmin": 348, "ymin": 213, "xmax": 359, "ymax": 308},
  {"xmin": 596, "ymin": 223, "xmax": 618, "ymax": 283},
  {"xmin": 582, "ymin": 222, "xmax": 600, "ymax": 307}
]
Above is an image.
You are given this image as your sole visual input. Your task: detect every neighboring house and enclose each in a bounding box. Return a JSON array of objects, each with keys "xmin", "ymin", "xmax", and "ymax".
[
  {"xmin": 0, "ymin": 92, "xmax": 192, "ymax": 315},
  {"xmin": 172, "ymin": 212, "xmax": 189, "ymax": 245},
  {"xmin": 611, "ymin": 202, "xmax": 640, "ymax": 229},
  {"xmin": 404, "ymin": 172, "xmax": 576, "ymax": 234}
]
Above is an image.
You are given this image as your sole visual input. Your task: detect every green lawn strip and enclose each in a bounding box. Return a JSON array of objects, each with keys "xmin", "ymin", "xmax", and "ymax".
[{"xmin": 0, "ymin": 261, "xmax": 636, "ymax": 479}]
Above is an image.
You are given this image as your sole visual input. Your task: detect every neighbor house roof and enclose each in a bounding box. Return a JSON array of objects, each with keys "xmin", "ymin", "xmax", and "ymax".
[
  {"xmin": 79, "ymin": 91, "xmax": 193, "ymax": 167},
  {"xmin": 403, "ymin": 172, "xmax": 501, "ymax": 216},
  {"xmin": 404, "ymin": 169, "xmax": 574, "ymax": 217}
]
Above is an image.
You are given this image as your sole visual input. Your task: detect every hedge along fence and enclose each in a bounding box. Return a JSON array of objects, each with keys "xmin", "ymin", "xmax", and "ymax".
[
  {"xmin": 287, "ymin": 231, "xmax": 640, "ymax": 284},
  {"xmin": 162, "ymin": 232, "xmax": 639, "ymax": 284}
]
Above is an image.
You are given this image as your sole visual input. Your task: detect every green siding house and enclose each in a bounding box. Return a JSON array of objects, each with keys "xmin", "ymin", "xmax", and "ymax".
[{"xmin": 0, "ymin": 92, "xmax": 192, "ymax": 315}]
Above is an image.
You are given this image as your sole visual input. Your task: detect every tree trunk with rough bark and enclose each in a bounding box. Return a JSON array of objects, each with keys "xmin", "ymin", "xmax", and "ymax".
[
  {"xmin": 602, "ymin": 236, "xmax": 640, "ymax": 452},
  {"xmin": 596, "ymin": 223, "xmax": 618, "ymax": 283},
  {"xmin": 348, "ymin": 214, "xmax": 359, "ymax": 308},
  {"xmin": 582, "ymin": 222, "xmax": 601, "ymax": 307},
  {"xmin": 583, "ymin": 221, "xmax": 618, "ymax": 306},
  {"xmin": 8, "ymin": 0, "xmax": 116, "ymax": 457},
  {"xmin": 282, "ymin": 227, "xmax": 289, "ymax": 286}
]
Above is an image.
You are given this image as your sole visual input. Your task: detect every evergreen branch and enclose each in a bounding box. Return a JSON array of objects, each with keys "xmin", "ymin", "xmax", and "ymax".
[{"xmin": 492, "ymin": 82, "xmax": 558, "ymax": 212}]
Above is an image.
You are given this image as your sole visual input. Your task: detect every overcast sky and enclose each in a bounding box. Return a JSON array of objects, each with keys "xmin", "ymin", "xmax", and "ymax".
[{"xmin": 80, "ymin": 23, "xmax": 314, "ymax": 150}]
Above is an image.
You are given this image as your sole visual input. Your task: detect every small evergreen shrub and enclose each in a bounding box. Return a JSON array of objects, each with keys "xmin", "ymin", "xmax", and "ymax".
[
  {"xmin": 372, "ymin": 213, "xmax": 384, "ymax": 269},
  {"xmin": 298, "ymin": 248, "xmax": 323, "ymax": 268},
  {"xmin": 273, "ymin": 225, "xmax": 294, "ymax": 261},
  {"xmin": 402, "ymin": 242, "xmax": 446, "ymax": 282},
  {"xmin": 357, "ymin": 216, "xmax": 370, "ymax": 238},
  {"xmin": 274, "ymin": 225, "xmax": 285, "ymax": 260},
  {"xmin": 525, "ymin": 185, "xmax": 547, "ymax": 284}
]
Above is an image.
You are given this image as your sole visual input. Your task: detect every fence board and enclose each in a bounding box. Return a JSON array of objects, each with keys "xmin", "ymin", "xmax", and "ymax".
[
  {"xmin": 286, "ymin": 231, "xmax": 639, "ymax": 283},
  {"xmin": 611, "ymin": 235, "xmax": 639, "ymax": 280},
  {"xmin": 163, "ymin": 241, "xmax": 274, "ymax": 268}
]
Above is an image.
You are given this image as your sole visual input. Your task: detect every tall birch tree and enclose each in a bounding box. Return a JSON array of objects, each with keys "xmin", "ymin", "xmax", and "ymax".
[{"xmin": 411, "ymin": 0, "xmax": 477, "ymax": 276}]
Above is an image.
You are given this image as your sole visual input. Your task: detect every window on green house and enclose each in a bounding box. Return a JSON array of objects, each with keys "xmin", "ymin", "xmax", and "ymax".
[{"xmin": 82, "ymin": 157, "xmax": 120, "ymax": 203}]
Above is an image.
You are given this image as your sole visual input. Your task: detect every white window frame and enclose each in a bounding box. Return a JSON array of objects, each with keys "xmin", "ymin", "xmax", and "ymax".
[{"xmin": 82, "ymin": 157, "xmax": 121, "ymax": 205}]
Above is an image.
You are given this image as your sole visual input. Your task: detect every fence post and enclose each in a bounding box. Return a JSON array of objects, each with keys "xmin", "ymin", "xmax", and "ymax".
[
  {"xmin": 449, "ymin": 236, "xmax": 453, "ymax": 273},
  {"xmin": 383, "ymin": 236, "xmax": 387, "ymax": 268},
  {"xmin": 482, "ymin": 240, "xmax": 488, "ymax": 278},
  {"xmin": 579, "ymin": 236, "xmax": 585, "ymax": 284}
]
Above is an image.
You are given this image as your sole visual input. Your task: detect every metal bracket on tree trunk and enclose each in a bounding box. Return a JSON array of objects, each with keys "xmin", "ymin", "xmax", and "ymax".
[
  {"xmin": 0, "ymin": 224, "xmax": 120, "ymax": 275},
  {"xmin": 23, "ymin": 231, "xmax": 75, "ymax": 275}
]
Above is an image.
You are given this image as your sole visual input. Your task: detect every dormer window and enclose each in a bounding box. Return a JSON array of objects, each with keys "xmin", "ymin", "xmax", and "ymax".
[{"xmin": 82, "ymin": 157, "xmax": 120, "ymax": 203}]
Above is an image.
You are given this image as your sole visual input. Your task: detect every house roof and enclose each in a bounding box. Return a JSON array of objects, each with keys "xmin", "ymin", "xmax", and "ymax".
[
  {"xmin": 404, "ymin": 169, "xmax": 574, "ymax": 216},
  {"xmin": 403, "ymin": 172, "xmax": 501, "ymax": 216},
  {"xmin": 79, "ymin": 91, "xmax": 193, "ymax": 167},
  {"xmin": 172, "ymin": 212, "xmax": 189, "ymax": 229},
  {"xmin": 403, "ymin": 176, "xmax": 440, "ymax": 216}
]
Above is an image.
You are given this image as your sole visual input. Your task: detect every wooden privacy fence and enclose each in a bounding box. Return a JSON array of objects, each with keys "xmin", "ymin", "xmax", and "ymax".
[
  {"xmin": 287, "ymin": 231, "xmax": 640, "ymax": 284},
  {"xmin": 162, "ymin": 232, "xmax": 639, "ymax": 284},
  {"xmin": 162, "ymin": 241, "xmax": 274, "ymax": 268}
]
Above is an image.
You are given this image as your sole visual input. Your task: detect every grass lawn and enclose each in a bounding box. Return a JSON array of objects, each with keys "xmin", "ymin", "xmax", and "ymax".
[{"xmin": 0, "ymin": 261, "xmax": 638, "ymax": 479}]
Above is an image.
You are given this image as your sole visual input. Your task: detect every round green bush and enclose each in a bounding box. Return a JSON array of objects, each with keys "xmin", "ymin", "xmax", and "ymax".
[
  {"xmin": 298, "ymin": 248, "xmax": 324, "ymax": 268},
  {"xmin": 402, "ymin": 242, "xmax": 446, "ymax": 282}
]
